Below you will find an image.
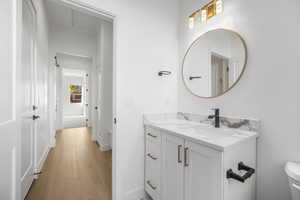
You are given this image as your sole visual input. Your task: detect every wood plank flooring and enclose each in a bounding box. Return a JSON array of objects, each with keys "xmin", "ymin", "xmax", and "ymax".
[{"xmin": 26, "ymin": 127, "xmax": 112, "ymax": 200}]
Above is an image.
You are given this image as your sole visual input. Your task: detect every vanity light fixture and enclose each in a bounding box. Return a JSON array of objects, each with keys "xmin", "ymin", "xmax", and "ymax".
[{"xmin": 189, "ymin": 0, "xmax": 223, "ymax": 29}]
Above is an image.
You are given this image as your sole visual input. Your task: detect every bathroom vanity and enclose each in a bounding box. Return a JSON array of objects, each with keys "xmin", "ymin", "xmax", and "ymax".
[{"xmin": 144, "ymin": 115, "xmax": 259, "ymax": 200}]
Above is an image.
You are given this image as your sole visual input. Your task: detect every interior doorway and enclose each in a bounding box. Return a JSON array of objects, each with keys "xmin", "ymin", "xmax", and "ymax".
[
  {"xmin": 211, "ymin": 52, "xmax": 230, "ymax": 96},
  {"xmin": 22, "ymin": 0, "xmax": 116, "ymax": 199},
  {"xmin": 56, "ymin": 53, "xmax": 92, "ymax": 129}
]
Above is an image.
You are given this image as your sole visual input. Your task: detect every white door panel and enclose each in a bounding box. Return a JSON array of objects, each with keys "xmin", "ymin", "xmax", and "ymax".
[
  {"xmin": 184, "ymin": 141, "xmax": 223, "ymax": 200},
  {"xmin": 0, "ymin": 0, "xmax": 20, "ymax": 199},
  {"xmin": 21, "ymin": 0, "xmax": 35, "ymax": 198},
  {"xmin": 34, "ymin": 24, "xmax": 49, "ymax": 172},
  {"xmin": 162, "ymin": 134, "xmax": 185, "ymax": 200}
]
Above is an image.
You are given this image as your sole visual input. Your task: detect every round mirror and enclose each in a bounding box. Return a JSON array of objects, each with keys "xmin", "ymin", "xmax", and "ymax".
[{"xmin": 182, "ymin": 29, "xmax": 247, "ymax": 98}]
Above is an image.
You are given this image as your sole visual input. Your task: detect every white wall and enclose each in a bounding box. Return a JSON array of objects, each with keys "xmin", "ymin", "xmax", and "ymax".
[
  {"xmin": 179, "ymin": 0, "xmax": 300, "ymax": 200},
  {"xmin": 49, "ymin": 25, "xmax": 97, "ymax": 57},
  {"xmin": 97, "ymin": 20, "xmax": 113, "ymax": 149}
]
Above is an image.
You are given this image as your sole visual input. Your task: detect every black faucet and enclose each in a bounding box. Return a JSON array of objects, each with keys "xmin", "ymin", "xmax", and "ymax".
[{"xmin": 208, "ymin": 108, "xmax": 220, "ymax": 128}]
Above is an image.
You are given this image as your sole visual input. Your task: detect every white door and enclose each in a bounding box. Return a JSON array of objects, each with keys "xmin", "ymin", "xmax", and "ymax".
[
  {"xmin": 34, "ymin": 17, "xmax": 48, "ymax": 176},
  {"xmin": 0, "ymin": 1, "xmax": 20, "ymax": 199},
  {"xmin": 162, "ymin": 134, "xmax": 185, "ymax": 200},
  {"xmin": 184, "ymin": 141, "xmax": 223, "ymax": 200},
  {"xmin": 21, "ymin": 0, "xmax": 35, "ymax": 198}
]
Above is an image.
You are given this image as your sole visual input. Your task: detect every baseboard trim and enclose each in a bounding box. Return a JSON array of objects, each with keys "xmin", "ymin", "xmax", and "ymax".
[
  {"xmin": 50, "ymin": 139, "xmax": 56, "ymax": 148},
  {"xmin": 91, "ymin": 130, "xmax": 97, "ymax": 141},
  {"xmin": 125, "ymin": 187, "xmax": 145, "ymax": 200},
  {"xmin": 35, "ymin": 145, "xmax": 50, "ymax": 176},
  {"xmin": 97, "ymin": 136, "xmax": 112, "ymax": 152},
  {"xmin": 99, "ymin": 143, "xmax": 112, "ymax": 151}
]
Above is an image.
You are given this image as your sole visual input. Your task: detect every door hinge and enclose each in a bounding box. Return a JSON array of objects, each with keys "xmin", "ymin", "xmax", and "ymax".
[{"xmin": 114, "ymin": 118, "xmax": 117, "ymax": 124}]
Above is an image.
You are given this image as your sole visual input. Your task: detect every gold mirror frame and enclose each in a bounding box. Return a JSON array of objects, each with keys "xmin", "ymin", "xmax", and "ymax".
[{"xmin": 182, "ymin": 28, "xmax": 248, "ymax": 98}]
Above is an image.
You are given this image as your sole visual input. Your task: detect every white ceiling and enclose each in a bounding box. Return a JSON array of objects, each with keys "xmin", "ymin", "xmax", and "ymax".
[{"xmin": 46, "ymin": 0, "xmax": 101, "ymax": 34}]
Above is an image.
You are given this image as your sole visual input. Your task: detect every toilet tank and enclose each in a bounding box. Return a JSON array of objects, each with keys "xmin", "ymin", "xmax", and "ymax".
[{"xmin": 285, "ymin": 162, "xmax": 300, "ymax": 200}]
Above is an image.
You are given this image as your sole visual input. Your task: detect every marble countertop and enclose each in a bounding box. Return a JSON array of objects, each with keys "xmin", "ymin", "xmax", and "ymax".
[{"xmin": 144, "ymin": 118, "xmax": 259, "ymax": 152}]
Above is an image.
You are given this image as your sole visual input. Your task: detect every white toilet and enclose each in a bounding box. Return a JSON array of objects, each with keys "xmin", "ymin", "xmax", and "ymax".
[{"xmin": 285, "ymin": 162, "xmax": 300, "ymax": 200}]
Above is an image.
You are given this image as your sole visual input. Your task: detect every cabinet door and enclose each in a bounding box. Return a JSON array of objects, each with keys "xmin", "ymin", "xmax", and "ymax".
[
  {"xmin": 184, "ymin": 141, "xmax": 223, "ymax": 200},
  {"xmin": 162, "ymin": 134, "xmax": 185, "ymax": 200}
]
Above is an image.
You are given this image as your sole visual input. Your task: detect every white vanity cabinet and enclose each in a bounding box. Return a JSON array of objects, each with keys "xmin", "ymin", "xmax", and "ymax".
[
  {"xmin": 162, "ymin": 134, "xmax": 185, "ymax": 200},
  {"xmin": 144, "ymin": 125, "xmax": 257, "ymax": 200},
  {"xmin": 183, "ymin": 141, "xmax": 223, "ymax": 200}
]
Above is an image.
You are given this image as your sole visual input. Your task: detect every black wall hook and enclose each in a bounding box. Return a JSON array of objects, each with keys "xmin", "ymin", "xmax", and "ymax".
[{"xmin": 158, "ymin": 71, "xmax": 171, "ymax": 76}]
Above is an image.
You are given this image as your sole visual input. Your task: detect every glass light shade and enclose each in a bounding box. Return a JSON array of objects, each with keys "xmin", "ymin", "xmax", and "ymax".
[
  {"xmin": 216, "ymin": 0, "xmax": 223, "ymax": 14},
  {"xmin": 201, "ymin": 9, "xmax": 207, "ymax": 22},
  {"xmin": 189, "ymin": 17, "xmax": 195, "ymax": 29}
]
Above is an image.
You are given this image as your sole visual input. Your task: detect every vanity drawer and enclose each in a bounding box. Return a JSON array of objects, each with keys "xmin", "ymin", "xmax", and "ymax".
[
  {"xmin": 145, "ymin": 159, "xmax": 161, "ymax": 198},
  {"xmin": 145, "ymin": 141, "xmax": 161, "ymax": 186},
  {"xmin": 145, "ymin": 126, "xmax": 161, "ymax": 144},
  {"xmin": 146, "ymin": 140, "xmax": 161, "ymax": 164}
]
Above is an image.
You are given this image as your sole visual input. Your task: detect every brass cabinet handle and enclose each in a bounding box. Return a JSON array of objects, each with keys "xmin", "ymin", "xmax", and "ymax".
[
  {"xmin": 178, "ymin": 145, "xmax": 183, "ymax": 163},
  {"xmin": 147, "ymin": 153, "xmax": 158, "ymax": 160},
  {"xmin": 184, "ymin": 147, "xmax": 189, "ymax": 167},
  {"xmin": 147, "ymin": 133, "xmax": 157, "ymax": 138},
  {"xmin": 147, "ymin": 180, "xmax": 157, "ymax": 190}
]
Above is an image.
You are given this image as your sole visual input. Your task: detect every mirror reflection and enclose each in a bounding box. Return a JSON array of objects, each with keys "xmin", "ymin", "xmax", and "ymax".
[{"xmin": 182, "ymin": 29, "xmax": 247, "ymax": 98}]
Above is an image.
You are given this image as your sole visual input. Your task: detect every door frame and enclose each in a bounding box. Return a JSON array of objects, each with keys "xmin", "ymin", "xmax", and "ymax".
[{"xmin": 46, "ymin": 0, "xmax": 117, "ymax": 200}]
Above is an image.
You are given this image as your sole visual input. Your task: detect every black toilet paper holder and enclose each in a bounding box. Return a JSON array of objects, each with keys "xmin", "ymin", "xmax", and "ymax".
[{"xmin": 227, "ymin": 162, "xmax": 255, "ymax": 183}]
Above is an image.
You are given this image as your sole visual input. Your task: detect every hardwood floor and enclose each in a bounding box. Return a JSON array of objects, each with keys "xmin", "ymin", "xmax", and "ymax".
[{"xmin": 26, "ymin": 127, "xmax": 112, "ymax": 200}]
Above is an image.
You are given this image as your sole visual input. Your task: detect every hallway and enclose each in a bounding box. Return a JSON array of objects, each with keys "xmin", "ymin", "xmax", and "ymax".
[{"xmin": 26, "ymin": 128, "xmax": 112, "ymax": 200}]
